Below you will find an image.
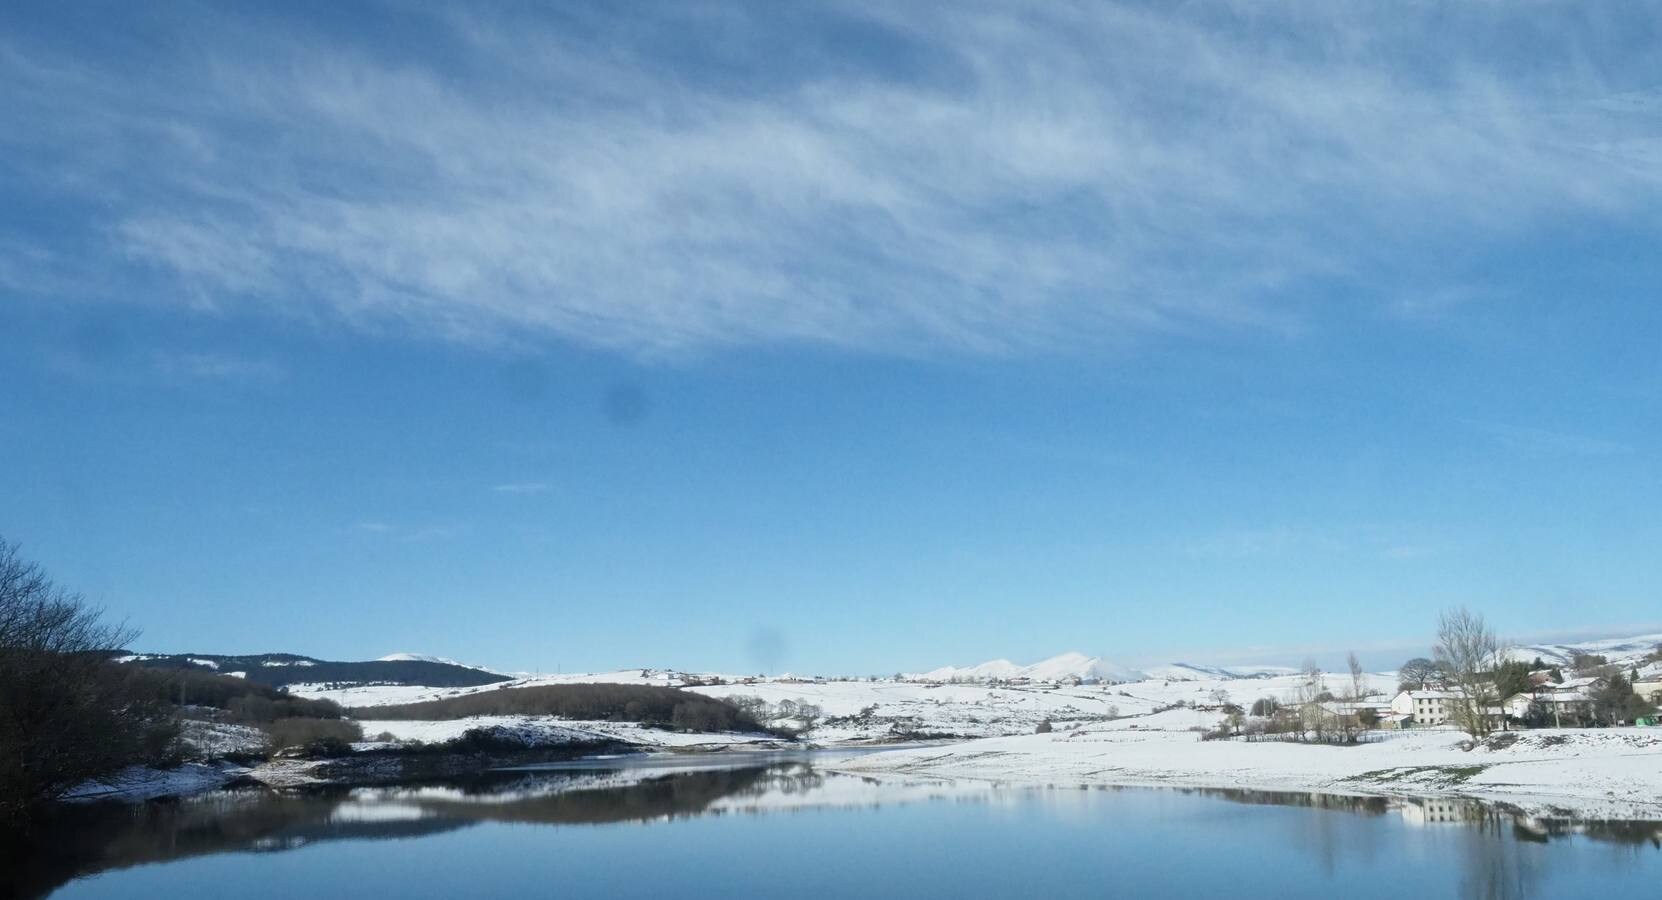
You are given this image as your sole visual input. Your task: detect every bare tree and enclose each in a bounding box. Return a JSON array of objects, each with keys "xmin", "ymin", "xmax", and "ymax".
[
  {"xmin": 1347, "ymin": 651, "xmax": 1366, "ymax": 700},
  {"xmin": 1397, "ymin": 657, "xmax": 1443, "ymax": 692},
  {"xmin": 1, "ymin": 538, "xmax": 177, "ymax": 823},
  {"xmin": 1294, "ymin": 659, "xmax": 1327, "ymax": 741},
  {"xmin": 1433, "ymin": 607, "xmax": 1504, "ymax": 738},
  {"xmin": 793, "ymin": 700, "xmax": 823, "ymax": 733}
]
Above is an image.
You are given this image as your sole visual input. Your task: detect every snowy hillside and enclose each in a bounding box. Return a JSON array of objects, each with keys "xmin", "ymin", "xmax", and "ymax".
[
  {"xmin": 914, "ymin": 652, "xmax": 1300, "ymax": 684},
  {"xmin": 917, "ymin": 659, "xmax": 1023, "ymax": 681},
  {"xmin": 295, "ymin": 664, "xmax": 1402, "ymax": 743},
  {"xmin": 1504, "ymin": 633, "xmax": 1662, "ymax": 668}
]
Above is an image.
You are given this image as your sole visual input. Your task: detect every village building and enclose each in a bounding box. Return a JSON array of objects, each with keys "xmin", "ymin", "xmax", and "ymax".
[{"xmin": 1390, "ymin": 689, "xmax": 1457, "ymax": 726}]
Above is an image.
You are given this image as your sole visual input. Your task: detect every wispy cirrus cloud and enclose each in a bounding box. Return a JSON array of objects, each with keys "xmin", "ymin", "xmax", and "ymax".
[{"xmin": 3, "ymin": 3, "xmax": 1660, "ymax": 356}]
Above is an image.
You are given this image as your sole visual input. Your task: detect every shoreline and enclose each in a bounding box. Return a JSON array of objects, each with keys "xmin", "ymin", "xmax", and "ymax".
[
  {"xmin": 62, "ymin": 724, "xmax": 1662, "ymax": 823},
  {"xmin": 824, "ymin": 724, "xmax": 1662, "ymax": 821}
]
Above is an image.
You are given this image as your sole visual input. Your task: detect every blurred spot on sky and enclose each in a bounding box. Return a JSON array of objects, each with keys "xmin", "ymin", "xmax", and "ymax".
[
  {"xmin": 603, "ymin": 384, "xmax": 649, "ymax": 427},
  {"xmin": 745, "ymin": 626, "xmax": 788, "ymax": 675},
  {"xmin": 500, "ymin": 360, "xmax": 549, "ymax": 405}
]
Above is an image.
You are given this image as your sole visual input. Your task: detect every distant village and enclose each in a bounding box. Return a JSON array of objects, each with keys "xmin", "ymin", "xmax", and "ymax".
[{"xmin": 1364, "ymin": 655, "xmax": 1662, "ymax": 732}]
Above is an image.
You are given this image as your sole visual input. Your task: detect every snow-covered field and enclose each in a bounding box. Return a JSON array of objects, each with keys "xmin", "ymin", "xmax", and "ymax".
[
  {"xmin": 827, "ymin": 725, "xmax": 1662, "ymax": 820},
  {"xmin": 169, "ymin": 633, "xmax": 1662, "ymax": 817},
  {"xmin": 285, "ymin": 668, "xmax": 690, "ymax": 708},
  {"xmin": 295, "ymin": 666, "xmax": 1402, "ymax": 743}
]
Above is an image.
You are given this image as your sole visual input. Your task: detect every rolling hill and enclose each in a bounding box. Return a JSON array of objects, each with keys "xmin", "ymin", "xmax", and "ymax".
[{"xmin": 111, "ymin": 652, "xmax": 510, "ymax": 690}]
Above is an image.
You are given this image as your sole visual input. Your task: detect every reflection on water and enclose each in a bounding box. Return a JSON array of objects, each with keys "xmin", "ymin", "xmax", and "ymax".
[{"xmin": 5, "ymin": 761, "xmax": 1659, "ymax": 900}]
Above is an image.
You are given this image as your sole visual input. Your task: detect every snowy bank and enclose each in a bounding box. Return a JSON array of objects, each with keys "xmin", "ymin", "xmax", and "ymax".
[
  {"xmin": 64, "ymin": 762, "xmax": 249, "ymax": 803},
  {"xmin": 829, "ymin": 725, "xmax": 1662, "ymax": 820}
]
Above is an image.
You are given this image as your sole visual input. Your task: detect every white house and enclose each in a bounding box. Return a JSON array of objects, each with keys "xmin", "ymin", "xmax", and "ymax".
[
  {"xmin": 1503, "ymin": 678, "xmax": 1602, "ymax": 725},
  {"xmin": 1390, "ymin": 689, "xmax": 1457, "ymax": 726},
  {"xmin": 1633, "ymin": 664, "xmax": 1662, "ymax": 706},
  {"xmin": 1501, "ymin": 692, "xmax": 1535, "ymax": 719}
]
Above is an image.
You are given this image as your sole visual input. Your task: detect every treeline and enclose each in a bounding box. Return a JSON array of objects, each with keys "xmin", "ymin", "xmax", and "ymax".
[
  {"xmin": 119, "ymin": 653, "xmax": 509, "ymax": 690},
  {"xmin": 2, "ymin": 540, "xmax": 179, "ymax": 825},
  {"xmin": 1, "ymin": 538, "xmax": 368, "ymax": 824},
  {"xmin": 357, "ymin": 683, "xmax": 777, "ymax": 735},
  {"xmin": 119, "ymin": 667, "xmax": 346, "ymax": 722}
]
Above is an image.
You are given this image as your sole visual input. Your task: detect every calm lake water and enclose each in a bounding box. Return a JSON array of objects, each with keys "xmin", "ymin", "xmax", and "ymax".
[{"xmin": 9, "ymin": 757, "xmax": 1661, "ymax": 899}]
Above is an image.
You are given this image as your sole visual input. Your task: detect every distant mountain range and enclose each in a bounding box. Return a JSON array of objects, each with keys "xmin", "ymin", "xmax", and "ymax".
[
  {"xmin": 915, "ymin": 631, "xmax": 1662, "ymax": 685},
  {"xmin": 115, "ymin": 629, "xmax": 1661, "ymax": 693},
  {"xmin": 913, "ymin": 653, "xmax": 1297, "ymax": 684},
  {"xmin": 1138, "ymin": 662, "xmax": 1300, "ymax": 682},
  {"xmin": 111, "ymin": 652, "xmax": 510, "ymax": 690},
  {"xmin": 916, "ymin": 652, "xmax": 1146, "ymax": 684}
]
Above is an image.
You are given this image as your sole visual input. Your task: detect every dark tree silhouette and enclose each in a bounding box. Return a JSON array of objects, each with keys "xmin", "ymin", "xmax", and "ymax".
[{"xmin": 1, "ymin": 538, "xmax": 177, "ymax": 824}]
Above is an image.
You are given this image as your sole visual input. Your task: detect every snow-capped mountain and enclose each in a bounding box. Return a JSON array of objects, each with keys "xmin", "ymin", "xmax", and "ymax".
[
  {"xmin": 1139, "ymin": 662, "xmax": 1299, "ymax": 682},
  {"xmin": 916, "ymin": 659, "xmax": 1024, "ymax": 681},
  {"xmin": 916, "ymin": 652, "xmax": 1142, "ymax": 683}
]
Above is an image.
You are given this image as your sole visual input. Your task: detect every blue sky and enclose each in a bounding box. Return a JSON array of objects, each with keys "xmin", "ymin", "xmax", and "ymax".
[{"xmin": 2, "ymin": 2, "xmax": 1660, "ymax": 675}]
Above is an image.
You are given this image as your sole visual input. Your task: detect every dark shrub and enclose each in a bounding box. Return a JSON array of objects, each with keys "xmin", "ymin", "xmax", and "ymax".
[
  {"xmin": 359, "ymin": 684, "xmax": 763, "ymax": 733},
  {"xmin": 119, "ymin": 667, "xmax": 345, "ymax": 722},
  {"xmin": 1, "ymin": 540, "xmax": 180, "ymax": 823},
  {"xmin": 264, "ymin": 717, "xmax": 363, "ymax": 753},
  {"xmin": 447, "ymin": 727, "xmax": 535, "ymax": 753}
]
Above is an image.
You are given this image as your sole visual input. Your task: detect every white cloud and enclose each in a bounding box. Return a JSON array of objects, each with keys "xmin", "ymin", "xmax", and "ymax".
[{"xmin": 4, "ymin": 4, "xmax": 1660, "ymax": 355}]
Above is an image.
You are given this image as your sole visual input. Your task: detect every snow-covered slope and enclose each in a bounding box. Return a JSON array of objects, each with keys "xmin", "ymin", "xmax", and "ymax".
[
  {"xmin": 917, "ymin": 659, "xmax": 1023, "ymax": 681},
  {"xmin": 376, "ymin": 652, "xmax": 494, "ymax": 672},
  {"xmin": 1504, "ymin": 633, "xmax": 1662, "ymax": 668},
  {"xmin": 1022, "ymin": 652, "xmax": 1142, "ymax": 683},
  {"xmin": 832, "ymin": 725, "xmax": 1662, "ymax": 821}
]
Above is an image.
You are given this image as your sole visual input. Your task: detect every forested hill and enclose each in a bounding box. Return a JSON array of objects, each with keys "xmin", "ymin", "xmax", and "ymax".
[{"xmin": 110, "ymin": 652, "xmax": 511, "ymax": 689}]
